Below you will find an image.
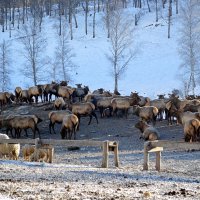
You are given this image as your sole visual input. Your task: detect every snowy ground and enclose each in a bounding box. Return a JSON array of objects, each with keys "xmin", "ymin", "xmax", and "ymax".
[
  {"xmin": 0, "ymin": 2, "xmax": 187, "ymax": 98},
  {"xmin": 0, "ymin": 149, "xmax": 199, "ymax": 200},
  {"xmin": 0, "ymin": 103, "xmax": 199, "ymax": 200},
  {"xmin": 0, "ymin": 3, "xmax": 200, "ymax": 200}
]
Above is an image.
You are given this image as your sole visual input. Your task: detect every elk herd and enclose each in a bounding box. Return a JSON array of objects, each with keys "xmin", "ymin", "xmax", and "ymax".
[{"xmin": 0, "ymin": 81, "xmax": 200, "ymax": 144}]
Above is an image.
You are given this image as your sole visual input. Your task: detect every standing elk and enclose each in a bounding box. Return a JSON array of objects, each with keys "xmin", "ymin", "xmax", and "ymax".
[
  {"xmin": 132, "ymin": 105, "xmax": 158, "ymax": 125},
  {"xmin": 48, "ymin": 110, "xmax": 72, "ymax": 134},
  {"xmin": 111, "ymin": 92, "xmax": 141, "ymax": 118},
  {"xmin": 72, "ymin": 84, "xmax": 89, "ymax": 102},
  {"xmin": 68, "ymin": 102, "xmax": 98, "ymax": 130},
  {"xmin": 60, "ymin": 114, "xmax": 79, "ymax": 140}
]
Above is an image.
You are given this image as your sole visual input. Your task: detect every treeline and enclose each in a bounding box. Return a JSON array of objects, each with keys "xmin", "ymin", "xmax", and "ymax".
[{"xmin": 0, "ymin": 0, "xmax": 179, "ymax": 38}]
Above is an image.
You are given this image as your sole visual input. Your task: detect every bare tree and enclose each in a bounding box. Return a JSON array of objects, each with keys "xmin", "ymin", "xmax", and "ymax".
[
  {"xmin": 168, "ymin": 0, "xmax": 172, "ymax": 38},
  {"xmin": 155, "ymin": 0, "xmax": 158, "ymax": 22},
  {"xmin": 0, "ymin": 40, "xmax": 12, "ymax": 91},
  {"xmin": 105, "ymin": 0, "xmax": 111, "ymax": 38},
  {"xmin": 106, "ymin": 8, "xmax": 136, "ymax": 94},
  {"xmin": 54, "ymin": 20, "xmax": 76, "ymax": 82},
  {"xmin": 17, "ymin": 18, "xmax": 47, "ymax": 86},
  {"xmin": 48, "ymin": 58, "xmax": 59, "ymax": 82},
  {"xmin": 1, "ymin": 7, "xmax": 5, "ymax": 32},
  {"xmin": 175, "ymin": 0, "xmax": 179, "ymax": 14},
  {"xmin": 178, "ymin": 0, "xmax": 200, "ymax": 95},
  {"xmin": 85, "ymin": 0, "xmax": 89, "ymax": 35},
  {"xmin": 93, "ymin": 0, "xmax": 96, "ymax": 38},
  {"xmin": 146, "ymin": 0, "xmax": 151, "ymax": 12}
]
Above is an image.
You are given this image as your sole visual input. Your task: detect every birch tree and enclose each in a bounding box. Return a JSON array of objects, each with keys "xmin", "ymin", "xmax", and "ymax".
[
  {"xmin": 54, "ymin": 20, "xmax": 76, "ymax": 82},
  {"xmin": 106, "ymin": 8, "xmax": 136, "ymax": 94},
  {"xmin": 17, "ymin": 18, "xmax": 47, "ymax": 86},
  {"xmin": 168, "ymin": 0, "xmax": 172, "ymax": 38},
  {"xmin": 178, "ymin": 0, "xmax": 200, "ymax": 95},
  {"xmin": 0, "ymin": 40, "xmax": 12, "ymax": 91}
]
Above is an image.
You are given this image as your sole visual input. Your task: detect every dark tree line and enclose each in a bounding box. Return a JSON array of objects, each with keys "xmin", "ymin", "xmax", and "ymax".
[{"xmin": 0, "ymin": 0, "xmax": 178, "ymax": 38}]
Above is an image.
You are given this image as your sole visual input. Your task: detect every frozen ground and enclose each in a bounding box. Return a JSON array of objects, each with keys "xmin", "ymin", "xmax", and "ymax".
[
  {"xmin": 0, "ymin": 104, "xmax": 199, "ymax": 200},
  {"xmin": 0, "ymin": 149, "xmax": 199, "ymax": 200}
]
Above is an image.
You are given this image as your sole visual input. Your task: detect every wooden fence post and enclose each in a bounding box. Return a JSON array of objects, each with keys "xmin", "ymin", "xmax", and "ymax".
[
  {"xmin": 114, "ymin": 142, "xmax": 119, "ymax": 167},
  {"xmin": 155, "ymin": 151, "xmax": 161, "ymax": 171},
  {"xmin": 48, "ymin": 146, "xmax": 54, "ymax": 163},
  {"xmin": 143, "ymin": 143, "xmax": 149, "ymax": 170},
  {"xmin": 102, "ymin": 141, "xmax": 109, "ymax": 168},
  {"xmin": 34, "ymin": 138, "xmax": 40, "ymax": 162}
]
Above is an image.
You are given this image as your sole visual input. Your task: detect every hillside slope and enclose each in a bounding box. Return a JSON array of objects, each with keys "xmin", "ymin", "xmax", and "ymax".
[{"xmin": 0, "ymin": 4, "xmax": 182, "ymax": 98}]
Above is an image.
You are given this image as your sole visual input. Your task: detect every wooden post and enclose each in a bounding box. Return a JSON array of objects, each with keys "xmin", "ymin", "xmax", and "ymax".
[
  {"xmin": 34, "ymin": 138, "xmax": 40, "ymax": 162},
  {"xmin": 156, "ymin": 151, "xmax": 161, "ymax": 171},
  {"xmin": 102, "ymin": 141, "xmax": 109, "ymax": 168},
  {"xmin": 114, "ymin": 142, "xmax": 119, "ymax": 167},
  {"xmin": 143, "ymin": 142, "xmax": 149, "ymax": 170},
  {"xmin": 48, "ymin": 147, "xmax": 54, "ymax": 163},
  {"xmin": 143, "ymin": 141, "xmax": 163, "ymax": 171}
]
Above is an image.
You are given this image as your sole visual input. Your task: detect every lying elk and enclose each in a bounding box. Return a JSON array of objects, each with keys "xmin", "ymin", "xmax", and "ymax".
[{"xmin": 135, "ymin": 120, "xmax": 160, "ymax": 141}]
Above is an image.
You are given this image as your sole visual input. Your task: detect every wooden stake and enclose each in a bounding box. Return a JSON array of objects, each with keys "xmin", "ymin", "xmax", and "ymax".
[
  {"xmin": 48, "ymin": 147, "xmax": 54, "ymax": 163},
  {"xmin": 34, "ymin": 138, "xmax": 40, "ymax": 162},
  {"xmin": 114, "ymin": 142, "xmax": 119, "ymax": 167},
  {"xmin": 143, "ymin": 142, "xmax": 149, "ymax": 170},
  {"xmin": 156, "ymin": 151, "xmax": 161, "ymax": 171},
  {"xmin": 143, "ymin": 151, "xmax": 149, "ymax": 171},
  {"xmin": 102, "ymin": 141, "xmax": 109, "ymax": 168}
]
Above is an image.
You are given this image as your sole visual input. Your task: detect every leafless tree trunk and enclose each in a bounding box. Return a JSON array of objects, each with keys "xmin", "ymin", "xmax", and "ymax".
[
  {"xmin": 93, "ymin": 0, "xmax": 96, "ymax": 38},
  {"xmin": 134, "ymin": 0, "xmax": 141, "ymax": 8},
  {"xmin": 106, "ymin": 8, "xmax": 136, "ymax": 94},
  {"xmin": 58, "ymin": 0, "xmax": 62, "ymax": 36},
  {"xmin": 22, "ymin": 0, "xmax": 25, "ymax": 24},
  {"xmin": 178, "ymin": 0, "xmax": 200, "ymax": 95},
  {"xmin": 73, "ymin": 13, "xmax": 78, "ymax": 28},
  {"xmin": 97, "ymin": 0, "xmax": 100, "ymax": 12},
  {"xmin": 5, "ymin": 2, "xmax": 8, "ymax": 30},
  {"xmin": 162, "ymin": 0, "xmax": 167, "ymax": 8},
  {"xmin": 168, "ymin": 0, "xmax": 172, "ymax": 38},
  {"xmin": 85, "ymin": 0, "xmax": 88, "ymax": 35},
  {"xmin": 146, "ymin": 0, "xmax": 151, "ymax": 12},
  {"xmin": 17, "ymin": 19, "xmax": 47, "ymax": 86},
  {"xmin": 105, "ymin": 0, "xmax": 110, "ymax": 38},
  {"xmin": 155, "ymin": 0, "xmax": 158, "ymax": 22},
  {"xmin": 1, "ymin": 7, "xmax": 5, "ymax": 32},
  {"xmin": 54, "ymin": 20, "xmax": 76, "ymax": 82},
  {"xmin": 0, "ymin": 40, "xmax": 12, "ymax": 91},
  {"xmin": 68, "ymin": 0, "xmax": 73, "ymax": 40},
  {"xmin": 12, "ymin": 2, "xmax": 15, "ymax": 28},
  {"xmin": 175, "ymin": 0, "xmax": 178, "ymax": 14},
  {"xmin": 9, "ymin": 18, "xmax": 11, "ymax": 37}
]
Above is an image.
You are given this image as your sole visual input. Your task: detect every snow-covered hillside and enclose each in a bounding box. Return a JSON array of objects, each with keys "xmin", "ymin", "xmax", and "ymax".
[{"xmin": 0, "ymin": 3, "xmax": 183, "ymax": 98}]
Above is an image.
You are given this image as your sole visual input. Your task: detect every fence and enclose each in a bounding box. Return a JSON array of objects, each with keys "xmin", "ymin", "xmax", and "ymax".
[
  {"xmin": 143, "ymin": 140, "xmax": 200, "ymax": 171},
  {"xmin": 0, "ymin": 138, "xmax": 119, "ymax": 168}
]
